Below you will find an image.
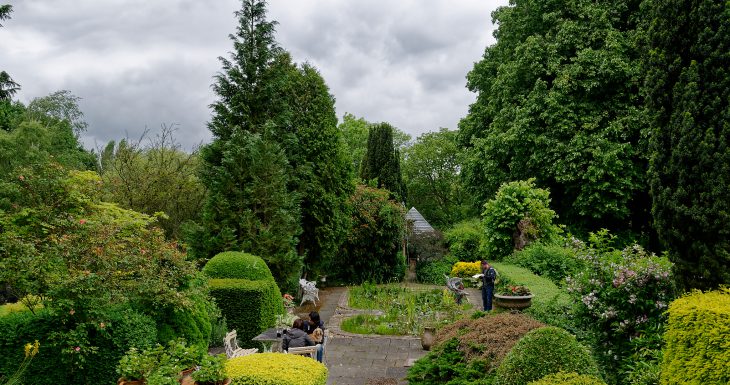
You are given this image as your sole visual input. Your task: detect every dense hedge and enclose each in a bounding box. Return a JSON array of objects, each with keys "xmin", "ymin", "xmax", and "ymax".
[
  {"xmin": 661, "ymin": 288, "xmax": 730, "ymax": 385},
  {"xmin": 495, "ymin": 327, "xmax": 599, "ymax": 385},
  {"xmin": 528, "ymin": 372, "xmax": 606, "ymax": 385},
  {"xmin": 416, "ymin": 256, "xmax": 456, "ymax": 284},
  {"xmin": 202, "ymin": 251, "xmax": 275, "ymax": 281},
  {"xmin": 226, "ymin": 352, "xmax": 327, "ymax": 385},
  {"xmin": 451, "ymin": 261, "xmax": 481, "ymax": 278},
  {"xmin": 208, "ymin": 278, "xmax": 283, "ymax": 348},
  {"xmin": 0, "ymin": 306, "xmax": 157, "ymax": 384},
  {"xmin": 155, "ymin": 298, "xmax": 212, "ymax": 347}
]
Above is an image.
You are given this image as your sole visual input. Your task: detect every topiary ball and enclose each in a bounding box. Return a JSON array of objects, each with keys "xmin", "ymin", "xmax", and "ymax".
[
  {"xmin": 528, "ymin": 372, "xmax": 606, "ymax": 385},
  {"xmin": 203, "ymin": 251, "xmax": 274, "ymax": 281},
  {"xmin": 495, "ymin": 326, "xmax": 599, "ymax": 385},
  {"xmin": 226, "ymin": 352, "xmax": 328, "ymax": 385}
]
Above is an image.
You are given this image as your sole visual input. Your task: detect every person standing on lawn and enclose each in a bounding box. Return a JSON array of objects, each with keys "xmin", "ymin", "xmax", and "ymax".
[{"xmin": 481, "ymin": 260, "xmax": 497, "ymax": 311}]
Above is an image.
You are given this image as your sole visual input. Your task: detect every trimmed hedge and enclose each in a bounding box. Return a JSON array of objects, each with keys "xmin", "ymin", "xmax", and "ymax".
[
  {"xmin": 528, "ymin": 372, "xmax": 606, "ymax": 385},
  {"xmin": 208, "ymin": 279, "xmax": 283, "ymax": 348},
  {"xmin": 660, "ymin": 288, "xmax": 730, "ymax": 385},
  {"xmin": 451, "ymin": 261, "xmax": 481, "ymax": 278},
  {"xmin": 495, "ymin": 327, "xmax": 599, "ymax": 385},
  {"xmin": 226, "ymin": 352, "xmax": 327, "ymax": 385},
  {"xmin": 202, "ymin": 251, "xmax": 275, "ymax": 281},
  {"xmin": 155, "ymin": 298, "xmax": 212, "ymax": 347},
  {"xmin": 0, "ymin": 306, "xmax": 157, "ymax": 385}
]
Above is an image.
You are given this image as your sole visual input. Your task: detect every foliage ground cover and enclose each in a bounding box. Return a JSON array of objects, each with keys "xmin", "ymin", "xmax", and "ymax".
[
  {"xmin": 226, "ymin": 352, "xmax": 327, "ymax": 385},
  {"xmin": 408, "ymin": 313, "xmax": 544, "ymax": 385},
  {"xmin": 344, "ymin": 283, "xmax": 469, "ymax": 335}
]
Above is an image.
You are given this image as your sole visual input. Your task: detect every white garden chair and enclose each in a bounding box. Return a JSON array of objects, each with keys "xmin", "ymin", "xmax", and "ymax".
[
  {"xmin": 299, "ymin": 278, "xmax": 319, "ymax": 306},
  {"xmin": 224, "ymin": 330, "xmax": 258, "ymax": 358}
]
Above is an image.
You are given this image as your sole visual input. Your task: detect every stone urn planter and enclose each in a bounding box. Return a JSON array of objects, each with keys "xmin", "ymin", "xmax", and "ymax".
[
  {"xmin": 494, "ymin": 294, "xmax": 534, "ymax": 311},
  {"xmin": 421, "ymin": 326, "xmax": 436, "ymax": 350}
]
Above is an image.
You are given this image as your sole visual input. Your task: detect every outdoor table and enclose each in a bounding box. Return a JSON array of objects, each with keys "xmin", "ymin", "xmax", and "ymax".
[{"xmin": 252, "ymin": 327, "xmax": 284, "ymax": 352}]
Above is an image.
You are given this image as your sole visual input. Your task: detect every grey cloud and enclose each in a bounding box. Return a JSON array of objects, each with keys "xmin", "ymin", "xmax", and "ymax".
[{"xmin": 3, "ymin": 0, "xmax": 505, "ymax": 149}]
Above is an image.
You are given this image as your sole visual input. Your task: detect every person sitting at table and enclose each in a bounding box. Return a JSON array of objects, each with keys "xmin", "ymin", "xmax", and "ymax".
[
  {"xmin": 304, "ymin": 311, "xmax": 325, "ymax": 362},
  {"xmin": 283, "ymin": 318, "xmax": 314, "ymax": 351},
  {"xmin": 305, "ymin": 312, "xmax": 324, "ymax": 341}
]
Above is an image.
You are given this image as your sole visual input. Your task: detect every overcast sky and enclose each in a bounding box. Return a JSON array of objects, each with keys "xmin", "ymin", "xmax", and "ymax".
[{"xmin": 1, "ymin": 0, "xmax": 506, "ymax": 151}]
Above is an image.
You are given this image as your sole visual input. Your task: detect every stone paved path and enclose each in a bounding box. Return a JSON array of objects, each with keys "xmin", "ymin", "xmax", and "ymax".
[{"xmin": 300, "ymin": 285, "xmax": 484, "ymax": 385}]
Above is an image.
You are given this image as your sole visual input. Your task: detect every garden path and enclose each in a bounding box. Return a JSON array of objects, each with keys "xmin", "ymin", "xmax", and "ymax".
[{"xmin": 292, "ymin": 284, "xmax": 484, "ymax": 384}]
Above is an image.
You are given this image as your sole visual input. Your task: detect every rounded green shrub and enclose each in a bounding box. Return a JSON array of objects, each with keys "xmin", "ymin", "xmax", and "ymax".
[
  {"xmin": 495, "ymin": 327, "xmax": 599, "ymax": 385},
  {"xmin": 202, "ymin": 251, "xmax": 275, "ymax": 281},
  {"xmin": 482, "ymin": 179, "xmax": 560, "ymax": 260},
  {"xmin": 528, "ymin": 372, "xmax": 606, "ymax": 385},
  {"xmin": 226, "ymin": 352, "xmax": 327, "ymax": 385},
  {"xmin": 155, "ymin": 297, "xmax": 212, "ymax": 347},
  {"xmin": 660, "ymin": 288, "xmax": 730, "ymax": 385},
  {"xmin": 444, "ymin": 219, "xmax": 483, "ymax": 262}
]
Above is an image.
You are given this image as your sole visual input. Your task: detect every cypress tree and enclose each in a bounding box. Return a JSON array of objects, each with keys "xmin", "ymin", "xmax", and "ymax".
[
  {"xmin": 360, "ymin": 122, "xmax": 405, "ymax": 200},
  {"xmin": 644, "ymin": 0, "xmax": 730, "ymax": 290}
]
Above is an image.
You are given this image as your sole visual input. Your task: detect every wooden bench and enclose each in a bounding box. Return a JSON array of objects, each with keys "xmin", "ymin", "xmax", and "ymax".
[{"xmin": 224, "ymin": 330, "xmax": 258, "ymax": 358}]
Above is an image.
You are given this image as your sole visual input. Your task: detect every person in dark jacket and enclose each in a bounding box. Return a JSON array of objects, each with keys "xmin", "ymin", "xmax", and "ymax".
[
  {"xmin": 481, "ymin": 260, "xmax": 497, "ymax": 311},
  {"xmin": 304, "ymin": 311, "xmax": 325, "ymax": 337},
  {"xmin": 283, "ymin": 318, "xmax": 314, "ymax": 351}
]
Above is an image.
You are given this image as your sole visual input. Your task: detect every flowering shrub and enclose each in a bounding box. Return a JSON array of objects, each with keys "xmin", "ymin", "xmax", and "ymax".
[
  {"xmin": 566, "ymin": 242, "xmax": 675, "ymax": 379},
  {"xmin": 282, "ymin": 294, "xmax": 294, "ymax": 309},
  {"xmin": 500, "ymin": 285, "xmax": 531, "ymax": 296},
  {"xmin": 450, "ymin": 261, "xmax": 481, "ymax": 278}
]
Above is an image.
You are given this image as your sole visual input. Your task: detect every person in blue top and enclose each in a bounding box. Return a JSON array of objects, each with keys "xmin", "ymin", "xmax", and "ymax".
[{"xmin": 481, "ymin": 260, "xmax": 497, "ymax": 311}]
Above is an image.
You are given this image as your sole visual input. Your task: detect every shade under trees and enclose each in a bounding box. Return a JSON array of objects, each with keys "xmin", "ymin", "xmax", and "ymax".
[
  {"xmin": 458, "ymin": 0, "xmax": 649, "ymax": 237},
  {"xmin": 643, "ymin": 0, "xmax": 730, "ymax": 290}
]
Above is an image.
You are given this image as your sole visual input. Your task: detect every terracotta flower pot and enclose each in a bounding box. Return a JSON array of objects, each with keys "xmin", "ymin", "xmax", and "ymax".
[{"xmin": 421, "ymin": 326, "xmax": 436, "ymax": 351}]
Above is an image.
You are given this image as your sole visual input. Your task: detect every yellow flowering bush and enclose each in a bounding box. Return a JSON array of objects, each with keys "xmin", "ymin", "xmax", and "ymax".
[
  {"xmin": 660, "ymin": 288, "xmax": 730, "ymax": 385},
  {"xmin": 451, "ymin": 261, "xmax": 481, "ymax": 278},
  {"xmin": 226, "ymin": 353, "xmax": 327, "ymax": 385}
]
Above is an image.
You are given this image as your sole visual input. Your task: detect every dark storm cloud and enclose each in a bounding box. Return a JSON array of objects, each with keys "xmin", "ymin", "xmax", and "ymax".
[{"xmin": 1, "ymin": 0, "xmax": 505, "ymax": 149}]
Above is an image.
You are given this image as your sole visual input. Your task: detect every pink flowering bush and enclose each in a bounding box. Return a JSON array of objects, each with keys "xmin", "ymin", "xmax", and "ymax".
[{"xmin": 566, "ymin": 236, "xmax": 675, "ymax": 382}]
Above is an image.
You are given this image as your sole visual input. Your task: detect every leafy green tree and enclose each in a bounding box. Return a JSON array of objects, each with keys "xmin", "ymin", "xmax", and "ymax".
[
  {"xmin": 402, "ymin": 128, "xmax": 472, "ymax": 228},
  {"xmin": 360, "ymin": 122, "xmax": 405, "ymax": 200},
  {"xmin": 26, "ymin": 90, "xmax": 88, "ymax": 135},
  {"xmin": 338, "ymin": 113, "xmax": 369, "ymax": 173},
  {"xmin": 99, "ymin": 125, "xmax": 206, "ymax": 239},
  {"xmin": 482, "ymin": 179, "xmax": 560, "ymax": 260},
  {"xmin": 0, "ymin": 93, "xmax": 95, "ymax": 175},
  {"xmin": 335, "ymin": 185, "xmax": 406, "ymax": 284},
  {"xmin": 0, "ymin": 5, "xmax": 19, "ymax": 101},
  {"xmin": 643, "ymin": 0, "xmax": 730, "ymax": 290},
  {"xmin": 459, "ymin": 0, "xmax": 649, "ymax": 236},
  {"xmin": 193, "ymin": 132, "xmax": 301, "ymax": 291}
]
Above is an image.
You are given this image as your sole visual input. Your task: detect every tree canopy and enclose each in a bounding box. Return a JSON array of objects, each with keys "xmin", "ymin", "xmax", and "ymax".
[{"xmin": 458, "ymin": 0, "xmax": 649, "ymax": 236}]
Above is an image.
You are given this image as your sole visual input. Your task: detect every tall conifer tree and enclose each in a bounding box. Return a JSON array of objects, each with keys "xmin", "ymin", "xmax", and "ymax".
[
  {"xmin": 360, "ymin": 122, "xmax": 405, "ymax": 200},
  {"xmin": 644, "ymin": 0, "xmax": 730, "ymax": 290}
]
